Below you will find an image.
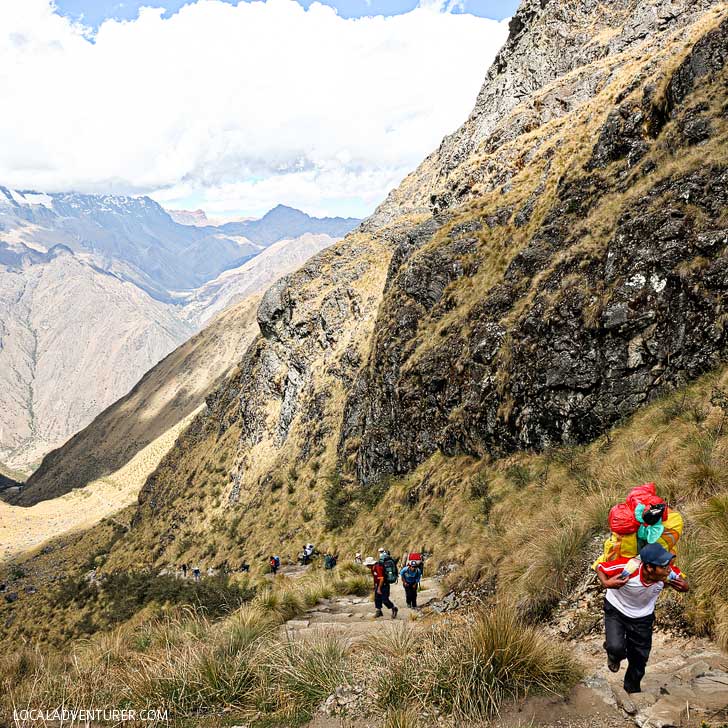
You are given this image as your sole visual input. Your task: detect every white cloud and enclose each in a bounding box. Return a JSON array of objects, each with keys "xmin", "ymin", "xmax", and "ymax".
[{"xmin": 0, "ymin": 0, "xmax": 508, "ymax": 217}]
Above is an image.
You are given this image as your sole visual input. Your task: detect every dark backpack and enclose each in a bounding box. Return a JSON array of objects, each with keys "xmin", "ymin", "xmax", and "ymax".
[{"xmin": 382, "ymin": 556, "xmax": 398, "ymax": 584}]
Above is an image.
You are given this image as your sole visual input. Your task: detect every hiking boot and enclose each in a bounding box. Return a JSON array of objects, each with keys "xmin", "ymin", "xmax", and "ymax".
[
  {"xmin": 391, "ymin": 606, "xmax": 398, "ymax": 619},
  {"xmin": 374, "ymin": 609, "xmax": 384, "ymax": 618},
  {"xmin": 602, "ymin": 641, "xmax": 620, "ymax": 673}
]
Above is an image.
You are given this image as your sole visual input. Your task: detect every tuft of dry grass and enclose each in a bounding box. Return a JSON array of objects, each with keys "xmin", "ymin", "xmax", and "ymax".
[
  {"xmin": 682, "ymin": 493, "xmax": 728, "ymax": 648},
  {"xmin": 363, "ymin": 602, "xmax": 581, "ymax": 721}
]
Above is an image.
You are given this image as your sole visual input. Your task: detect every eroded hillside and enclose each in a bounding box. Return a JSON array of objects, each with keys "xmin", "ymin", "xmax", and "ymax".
[
  {"xmin": 13, "ymin": 296, "xmax": 261, "ymax": 506},
  {"xmin": 94, "ymin": 0, "xmax": 728, "ymax": 572},
  {"xmin": 2, "ymin": 0, "xmax": 726, "ymax": 660}
]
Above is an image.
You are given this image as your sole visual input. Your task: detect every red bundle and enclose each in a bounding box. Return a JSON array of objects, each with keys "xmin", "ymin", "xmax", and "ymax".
[{"xmin": 608, "ymin": 483, "xmax": 667, "ymax": 535}]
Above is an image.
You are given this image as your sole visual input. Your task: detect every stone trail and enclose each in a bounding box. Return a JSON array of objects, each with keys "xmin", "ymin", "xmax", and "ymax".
[
  {"xmin": 280, "ymin": 568, "xmax": 440, "ymax": 647},
  {"xmin": 279, "ymin": 564, "xmax": 728, "ymax": 728}
]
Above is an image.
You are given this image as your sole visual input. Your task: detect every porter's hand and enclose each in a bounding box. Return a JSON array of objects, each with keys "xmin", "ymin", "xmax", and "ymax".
[
  {"xmin": 605, "ymin": 574, "xmax": 630, "ymax": 589},
  {"xmin": 668, "ymin": 576, "xmax": 689, "ymax": 592}
]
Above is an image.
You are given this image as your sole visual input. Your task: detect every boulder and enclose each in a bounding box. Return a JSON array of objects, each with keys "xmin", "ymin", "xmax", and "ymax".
[{"xmin": 635, "ymin": 696, "xmax": 688, "ymax": 728}]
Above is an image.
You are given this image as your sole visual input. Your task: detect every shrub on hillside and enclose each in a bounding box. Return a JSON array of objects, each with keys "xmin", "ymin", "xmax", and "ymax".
[
  {"xmin": 684, "ymin": 492, "xmax": 728, "ymax": 649},
  {"xmin": 324, "ymin": 471, "xmax": 358, "ymax": 531},
  {"xmin": 53, "ymin": 572, "xmax": 256, "ymax": 633}
]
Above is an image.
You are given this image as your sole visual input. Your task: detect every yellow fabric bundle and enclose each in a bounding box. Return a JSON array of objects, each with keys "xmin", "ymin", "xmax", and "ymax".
[{"xmin": 592, "ymin": 509, "xmax": 684, "ymax": 570}]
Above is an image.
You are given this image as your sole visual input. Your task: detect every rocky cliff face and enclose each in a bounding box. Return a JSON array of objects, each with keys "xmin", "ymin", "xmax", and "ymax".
[
  {"xmin": 104, "ymin": 0, "xmax": 727, "ymax": 569},
  {"xmin": 344, "ymin": 0, "xmax": 728, "ymax": 485},
  {"xmin": 368, "ymin": 0, "xmax": 719, "ymax": 227}
]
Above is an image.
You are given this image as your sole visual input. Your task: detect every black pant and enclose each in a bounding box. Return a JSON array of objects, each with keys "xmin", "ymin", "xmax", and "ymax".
[
  {"xmin": 374, "ymin": 582, "xmax": 394, "ymax": 610},
  {"xmin": 403, "ymin": 583, "xmax": 418, "ymax": 608},
  {"xmin": 604, "ymin": 599, "xmax": 654, "ymax": 693}
]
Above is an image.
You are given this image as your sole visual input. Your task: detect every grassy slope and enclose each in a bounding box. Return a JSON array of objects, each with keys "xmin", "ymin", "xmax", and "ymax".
[
  {"xmin": 1, "ymin": 569, "xmax": 580, "ymax": 727},
  {"xmin": 0, "ymin": 365, "xmax": 724, "ymax": 726},
  {"xmin": 2, "ymin": 363, "xmax": 726, "ymax": 650},
  {"xmin": 0, "ymin": 409, "xmax": 199, "ymax": 562},
  {"xmin": 1, "ymin": 0, "xmax": 727, "ymax": 665}
]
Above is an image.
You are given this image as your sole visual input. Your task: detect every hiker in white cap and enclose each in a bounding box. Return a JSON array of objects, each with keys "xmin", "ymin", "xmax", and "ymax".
[{"xmin": 365, "ymin": 554, "xmax": 398, "ymax": 619}]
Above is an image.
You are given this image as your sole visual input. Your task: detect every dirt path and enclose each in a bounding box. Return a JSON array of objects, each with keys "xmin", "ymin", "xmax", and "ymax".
[
  {"xmin": 280, "ymin": 566, "xmax": 440, "ymax": 647},
  {"xmin": 280, "ymin": 566, "xmax": 727, "ymax": 728}
]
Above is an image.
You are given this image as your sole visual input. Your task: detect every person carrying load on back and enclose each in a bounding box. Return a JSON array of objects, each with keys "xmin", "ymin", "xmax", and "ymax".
[
  {"xmin": 593, "ymin": 483, "xmax": 683, "ymax": 571},
  {"xmin": 269, "ymin": 555, "xmax": 280, "ymax": 575},
  {"xmin": 596, "ymin": 543, "xmax": 689, "ymax": 694},
  {"xmin": 324, "ymin": 553, "xmax": 338, "ymax": 570},
  {"xmin": 364, "ymin": 554, "xmax": 398, "ymax": 619},
  {"xmin": 400, "ymin": 560, "xmax": 422, "ymax": 609},
  {"xmin": 406, "ymin": 551, "xmax": 424, "ymax": 578}
]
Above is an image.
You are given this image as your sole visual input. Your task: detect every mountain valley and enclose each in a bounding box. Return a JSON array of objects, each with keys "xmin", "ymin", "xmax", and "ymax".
[
  {"xmin": 0, "ymin": 195, "xmax": 359, "ymax": 475},
  {"xmin": 1, "ymin": 1, "xmax": 727, "ymax": 726}
]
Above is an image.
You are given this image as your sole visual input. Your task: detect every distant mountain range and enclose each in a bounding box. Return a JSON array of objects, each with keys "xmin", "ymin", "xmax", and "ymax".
[{"xmin": 0, "ymin": 189, "xmax": 360, "ymax": 474}]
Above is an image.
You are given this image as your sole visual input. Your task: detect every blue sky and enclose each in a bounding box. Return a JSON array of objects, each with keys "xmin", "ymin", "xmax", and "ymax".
[{"xmin": 55, "ymin": 0, "xmax": 520, "ymax": 28}]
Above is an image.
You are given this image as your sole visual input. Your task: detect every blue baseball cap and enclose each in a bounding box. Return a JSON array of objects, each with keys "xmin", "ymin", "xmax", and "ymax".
[{"xmin": 639, "ymin": 543, "xmax": 676, "ymax": 567}]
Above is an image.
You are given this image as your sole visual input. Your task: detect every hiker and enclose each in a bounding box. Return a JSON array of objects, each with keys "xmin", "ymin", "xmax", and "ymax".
[
  {"xmin": 596, "ymin": 543, "xmax": 689, "ymax": 694},
  {"xmin": 400, "ymin": 560, "xmax": 422, "ymax": 609},
  {"xmin": 269, "ymin": 554, "xmax": 280, "ymax": 575},
  {"xmin": 324, "ymin": 553, "xmax": 337, "ymax": 570},
  {"xmin": 207, "ymin": 566, "xmax": 215, "ymax": 577},
  {"xmin": 364, "ymin": 554, "xmax": 398, "ymax": 619},
  {"xmin": 354, "ymin": 552, "xmax": 362, "ymax": 564},
  {"xmin": 301, "ymin": 543, "xmax": 315, "ymax": 565},
  {"xmin": 181, "ymin": 563, "xmax": 188, "ymax": 579},
  {"xmin": 192, "ymin": 565, "xmax": 201, "ymax": 582}
]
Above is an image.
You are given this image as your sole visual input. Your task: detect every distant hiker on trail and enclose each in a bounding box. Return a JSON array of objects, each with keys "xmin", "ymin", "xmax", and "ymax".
[
  {"xmin": 181, "ymin": 563, "xmax": 188, "ymax": 579},
  {"xmin": 324, "ymin": 553, "xmax": 338, "ymax": 570},
  {"xmin": 364, "ymin": 554, "xmax": 398, "ymax": 619},
  {"xmin": 596, "ymin": 543, "xmax": 689, "ymax": 694},
  {"xmin": 400, "ymin": 560, "xmax": 422, "ymax": 609},
  {"xmin": 355, "ymin": 552, "xmax": 362, "ymax": 565},
  {"xmin": 192, "ymin": 566, "xmax": 201, "ymax": 582},
  {"xmin": 269, "ymin": 555, "xmax": 280, "ymax": 575},
  {"xmin": 300, "ymin": 543, "xmax": 315, "ymax": 565}
]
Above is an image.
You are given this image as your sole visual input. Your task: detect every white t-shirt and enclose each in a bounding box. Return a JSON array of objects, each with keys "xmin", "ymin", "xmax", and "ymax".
[{"xmin": 598, "ymin": 557, "xmax": 680, "ymax": 618}]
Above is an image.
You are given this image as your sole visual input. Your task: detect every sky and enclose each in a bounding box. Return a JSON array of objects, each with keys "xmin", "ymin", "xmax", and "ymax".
[{"xmin": 0, "ymin": 0, "xmax": 516, "ymax": 219}]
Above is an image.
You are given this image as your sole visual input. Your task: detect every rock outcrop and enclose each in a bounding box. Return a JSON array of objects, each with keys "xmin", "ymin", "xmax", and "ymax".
[{"xmin": 345, "ymin": 2, "xmax": 728, "ymax": 485}]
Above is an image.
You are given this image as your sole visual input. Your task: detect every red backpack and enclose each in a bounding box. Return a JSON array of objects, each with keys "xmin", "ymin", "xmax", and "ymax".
[
  {"xmin": 407, "ymin": 552, "xmax": 424, "ymax": 574},
  {"xmin": 608, "ymin": 483, "xmax": 668, "ymax": 535}
]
